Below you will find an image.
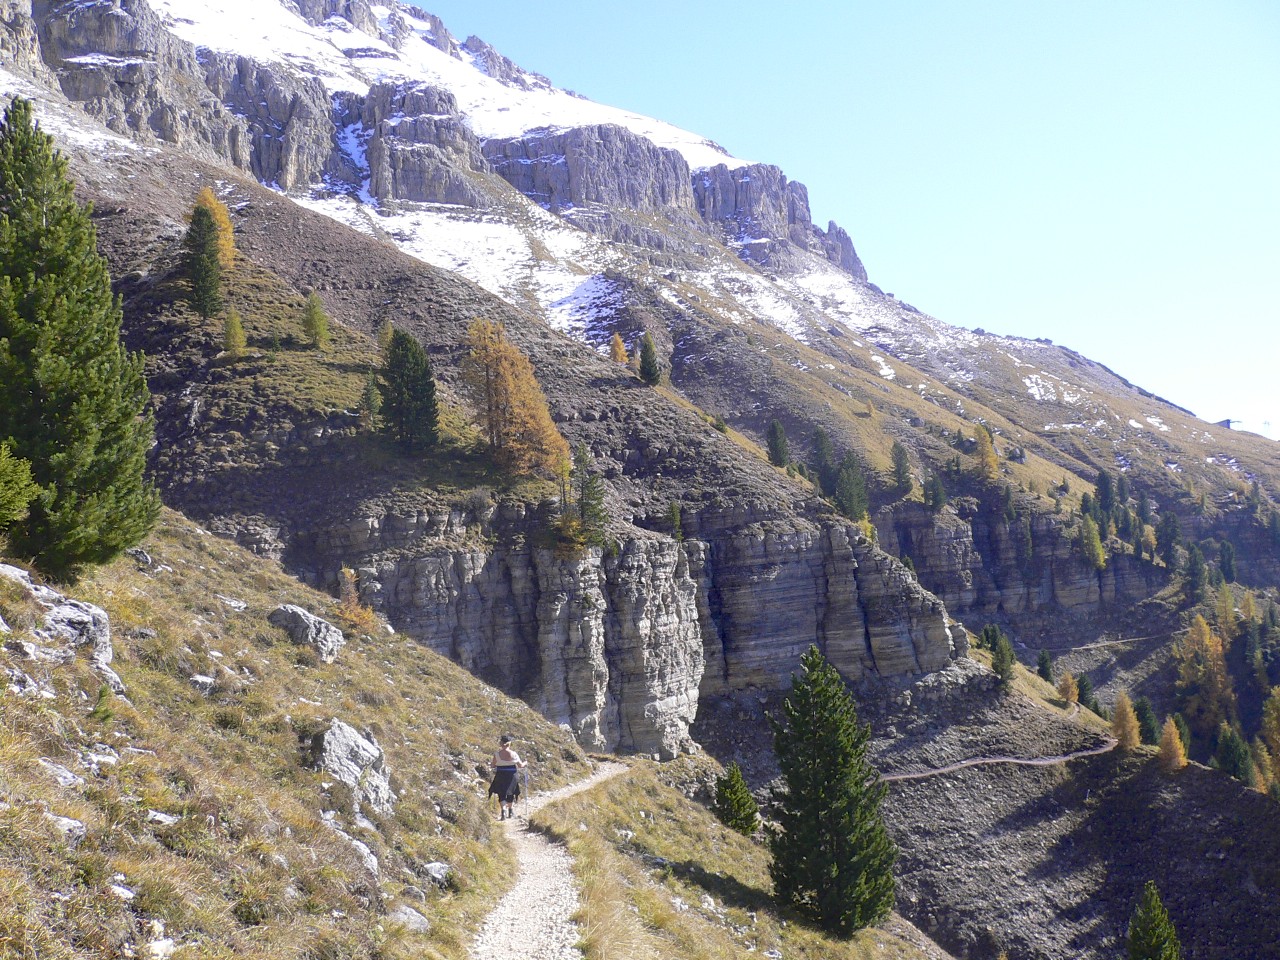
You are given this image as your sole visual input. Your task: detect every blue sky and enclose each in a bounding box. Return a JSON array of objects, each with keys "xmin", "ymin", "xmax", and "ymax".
[{"xmin": 422, "ymin": 1, "xmax": 1279, "ymax": 439}]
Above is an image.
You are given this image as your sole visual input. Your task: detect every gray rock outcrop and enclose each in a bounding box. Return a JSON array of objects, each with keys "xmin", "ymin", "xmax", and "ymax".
[
  {"xmin": 485, "ymin": 124, "xmax": 695, "ymax": 213},
  {"xmin": 268, "ymin": 604, "xmax": 345, "ymax": 663},
  {"xmin": 308, "ymin": 718, "xmax": 393, "ymax": 814},
  {"xmin": 0, "ymin": 563, "xmax": 124, "ymax": 693}
]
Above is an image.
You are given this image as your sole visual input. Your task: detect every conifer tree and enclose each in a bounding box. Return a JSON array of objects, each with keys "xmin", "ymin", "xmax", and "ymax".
[
  {"xmin": 1260, "ymin": 687, "xmax": 1280, "ymax": 762},
  {"xmin": 302, "ymin": 291, "xmax": 330, "ymax": 350},
  {"xmin": 1058, "ymin": 672, "xmax": 1080, "ymax": 704},
  {"xmin": 378, "ymin": 328, "xmax": 438, "ymax": 451},
  {"xmin": 991, "ymin": 632, "xmax": 1016, "ymax": 692},
  {"xmin": 1127, "ymin": 881, "xmax": 1182, "ymax": 960},
  {"xmin": 891, "ymin": 441, "xmax": 912, "ymax": 494},
  {"xmin": 834, "ymin": 453, "xmax": 869, "ymax": 521},
  {"xmin": 1134, "ymin": 696, "xmax": 1160, "ymax": 746},
  {"xmin": 1078, "ymin": 515, "xmax": 1107, "ymax": 571},
  {"xmin": 767, "ymin": 419, "xmax": 789, "ymax": 467},
  {"xmin": 1219, "ymin": 540, "xmax": 1236, "ymax": 583},
  {"xmin": 462, "ymin": 319, "xmax": 568, "ymax": 476},
  {"xmin": 1037, "ymin": 648, "xmax": 1054, "ymax": 683},
  {"xmin": 357, "ymin": 370, "xmax": 380, "ymax": 432},
  {"xmin": 1112, "ymin": 691, "xmax": 1141, "ymax": 751},
  {"xmin": 570, "ymin": 443, "xmax": 608, "ymax": 546},
  {"xmin": 924, "ymin": 473, "xmax": 947, "ymax": 513},
  {"xmin": 223, "ymin": 307, "xmax": 246, "ymax": 358},
  {"xmin": 608, "ymin": 331, "xmax": 628, "ymax": 364},
  {"xmin": 1213, "ymin": 723, "xmax": 1255, "ymax": 785},
  {"xmin": 194, "ymin": 185, "xmax": 235, "ymax": 269},
  {"xmin": 713, "ymin": 762, "xmax": 759, "ymax": 836},
  {"xmin": 1158, "ymin": 717, "xmax": 1188, "ymax": 773},
  {"xmin": 1174, "ymin": 615, "xmax": 1236, "ymax": 740},
  {"xmin": 0, "ymin": 98, "xmax": 159, "ymax": 578},
  {"xmin": 1156, "ymin": 512, "xmax": 1181, "ymax": 568},
  {"xmin": 0, "ymin": 443, "xmax": 38, "ymax": 532},
  {"xmin": 183, "ymin": 204, "xmax": 222, "ymax": 320},
  {"xmin": 769, "ymin": 646, "xmax": 896, "ymax": 936},
  {"xmin": 377, "ymin": 318, "xmax": 395, "ymax": 359},
  {"xmin": 638, "ymin": 331, "xmax": 661, "ymax": 385},
  {"xmin": 974, "ymin": 426, "xmax": 998, "ymax": 481},
  {"xmin": 1077, "ymin": 673, "xmax": 1100, "ymax": 715}
]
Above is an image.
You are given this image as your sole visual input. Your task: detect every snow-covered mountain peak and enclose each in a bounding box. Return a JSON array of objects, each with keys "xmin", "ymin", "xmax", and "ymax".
[{"xmin": 148, "ymin": 0, "xmax": 751, "ymax": 170}]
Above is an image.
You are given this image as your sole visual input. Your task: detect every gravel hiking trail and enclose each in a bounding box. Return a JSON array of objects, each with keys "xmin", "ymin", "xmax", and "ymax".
[
  {"xmin": 883, "ymin": 736, "xmax": 1116, "ymax": 783},
  {"xmin": 470, "ymin": 761, "xmax": 627, "ymax": 960}
]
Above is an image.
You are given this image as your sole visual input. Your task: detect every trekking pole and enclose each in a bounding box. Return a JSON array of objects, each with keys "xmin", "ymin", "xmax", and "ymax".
[{"xmin": 523, "ymin": 766, "xmax": 530, "ymax": 820}]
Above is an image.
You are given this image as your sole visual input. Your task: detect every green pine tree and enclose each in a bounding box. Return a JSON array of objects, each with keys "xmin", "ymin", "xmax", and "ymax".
[
  {"xmin": 0, "ymin": 98, "xmax": 159, "ymax": 578},
  {"xmin": 183, "ymin": 203, "xmax": 223, "ymax": 320},
  {"xmin": 767, "ymin": 418, "xmax": 789, "ymax": 467},
  {"xmin": 0, "ymin": 443, "xmax": 39, "ymax": 531},
  {"xmin": 302, "ymin": 291, "xmax": 330, "ymax": 350},
  {"xmin": 924, "ymin": 473, "xmax": 947, "ymax": 512},
  {"xmin": 713, "ymin": 762, "xmax": 759, "ymax": 835},
  {"xmin": 891, "ymin": 441, "xmax": 912, "ymax": 493},
  {"xmin": 834, "ymin": 454, "xmax": 869, "ymax": 521},
  {"xmin": 991, "ymin": 632, "xmax": 1016, "ymax": 691},
  {"xmin": 639, "ymin": 332, "xmax": 661, "ymax": 385},
  {"xmin": 811, "ymin": 427, "xmax": 837, "ymax": 496},
  {"xmin": 1078, "ymin": 515, "xmax": 1107, "ymax": 571},
  {"xmin": 1127, "ymin": 880, "xmax": 1182, "ymax": 960},
  {"xmin": 357, "ymin": 369, "xmax": 381, "ymax": 432},
  {"xmin": 1037, "ymin": 648, "xmax": 1054, "ymax": 683},
  {"xmin": 377, "ymin": 329, "xmax": 438, "ymax": 451},
  {"xmin": 769, "ymin": 646, "xmax": 896, "ymax": 937},
  {"xmin": 1134, "ymin": 696, "xmax": 1160, "ymax": 745},
  {"xmin": 572, "ymin": 443, "xmax": 608, "ymax": 546}
]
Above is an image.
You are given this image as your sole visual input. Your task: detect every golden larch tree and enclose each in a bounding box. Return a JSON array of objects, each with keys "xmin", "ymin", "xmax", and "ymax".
[
  {"xmin": 1158, "ymin": 717, "xmax": 1188, "ymax": 772},
  {"xmin": 974, "ymin": 427, "xmax": 999, "ymax": 481},
  {"xmin": 195, "ymin": 185, "xmax": 236, "ymax": 269},
  {"xmin": 609, "ymin": 332, "xmax": 628, "ymax": 364},
  {"xmin": 1112, "ymin": 691, "xmax": 1141, "ymax": 750},
  {"xmin": 462, "ymin": 319, "xmax": 568, "ymax": 477},
  {"xmin": 1174, "ymin": 615, "xmax": 1236, "ymax": 739},
  {"xmin": 1057, "ymin": 671, "xmax": 1079, "ymax": 704}
]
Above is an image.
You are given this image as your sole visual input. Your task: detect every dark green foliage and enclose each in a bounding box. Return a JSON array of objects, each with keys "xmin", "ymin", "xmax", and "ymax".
[
  {"xmin": 571, "ymin": 444, "xmax": 608, "ymax": 546},
  {"xmin": 1127, "ymin": 881, "xmax": 1182, "ymax": 960},
  {"xmin": 0, "ymin": 98, "xmax": 159, "ymax": 578},
  {"xmin": 712, "ymin": 414, "xmax": 728, "ymax": 433},
  {"xmin": 1184, "ymin": 545, "xmax": 1207, "ymax": 603},
  {"xmin": 1218, "ymin": 541, "xmax": 1236, "ymax": 583},
  {"xmin": 1076, "ymin": 674, "xmax": 1101, "ymax": 715},
  {"xmin": 669, "ymin": 501, "xmax": 683, "ymax": 542},
  {"xmin": 183, "ymin": 204, "xmax": 223, "ymax": 320},
  {"xmin": 377, "ymin": 329, "xmax": 438, "ymax": 451},
  {"xmin": 890, "ymin": 441, "xmax": 911, "ymax": 493},
  {"xmin": 810, "ymin": 427, "xmax": 837, "ymax": 496},
  {"xmin": 924, "ymin": 473, "xmax": 947, "ymax": 512},
  {"xmin": 1157, "ymin": 513, "xmax": 1181, "ymax": 567},
  {"xmin": 1037, "ymin": 648, "xmax": 1054, "ymax": 683},
  {"xmin": 1001, "ymin": 485, "xmax": 1016, "ymax": 524},
  {"xmin": 1213, "ymin": 723, "xmax": 1255, "ymax": 785},
  {"xmin": 638, "ymin": 332, "xmax": 661, "ymax": 385},
  {"xmin": 769, "ymin": 646, "xmax": 896, "ymax": 937},
  {"xmin": 0, "ymin": 442, "xmax": 38, "ymax": 530},
  {"xmin": 1080, "ymin": 491, "xmax": 1096, "ymax": 523},
  {"xmin": 766, "ymin": 419, "xmax": 789, "ymax": 467},
  {"xmin": 713, "ymin": 762, "xmax": 758, "ymax": 835},
  {"xmin": 834, "ymin": 453, "xmax": 868, "ymax": 521},
  {"xmin": 1173, "ymin": 714, "xmax": 1192, "ymax": 757},
  {"xmin": 1096, "ymin": 468, "xmax": 1115, "ymax": 517},
  {"xmin": 357, "ymin": 370, "xmax": 380, "ymax": 432},
  {"xmin": 990, "ymin": 631, "xmax": 1015, "ymax": 691},
  {"xmin": 1116, "ymin": 472, "xmax": 1130, "ymax": 506},
  {"xmin": 1270, "ymin": 509, "xmax": 1280, "ymax": 548},
  {"xmin": 901, "ymin": 554, "xmax": 915, "ymax": 574},
  {"xmin": 1135, "ymin": 697, "xmax": 1160, "ymax": 745}
]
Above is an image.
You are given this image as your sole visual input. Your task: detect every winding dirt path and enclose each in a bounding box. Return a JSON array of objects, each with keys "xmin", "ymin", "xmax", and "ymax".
[
  {"xmin": 883, "ymin": 737, "xmax": 1116, "ymax": 783},
  {"xmin": 470, "ymin": 762, "xmax": 627, "ymax": 960}
]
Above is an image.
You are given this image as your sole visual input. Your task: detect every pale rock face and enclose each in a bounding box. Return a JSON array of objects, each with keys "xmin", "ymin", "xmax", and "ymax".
[
  {"xmin": 268, "ymin": 604, "xmax": 346, "ymax": 663},
  {"xmin": 309, "ymin": 718, "xmax": 393, "ymax": 814},
  {"xmin": 0, "ymin": 563, "xmax": 124, "ymax": 693}
]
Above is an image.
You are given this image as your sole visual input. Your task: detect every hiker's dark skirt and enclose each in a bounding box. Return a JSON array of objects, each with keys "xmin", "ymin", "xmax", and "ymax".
[{"xmin": 489, "ymin": 766, "xmax": 520, "ymax": 802}]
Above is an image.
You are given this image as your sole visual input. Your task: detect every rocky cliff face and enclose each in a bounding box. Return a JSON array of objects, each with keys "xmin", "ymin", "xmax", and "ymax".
[
  {"xmin": 694, "ymin": 162, "xmax": 868, "ymax": 279},
  {"xmin": 875, "ymin": 498, "xmax": 1168, "ymax": 641},
  {"xmin": 279, "ymin": 502, "xmax": 955, "ymax": 760}
]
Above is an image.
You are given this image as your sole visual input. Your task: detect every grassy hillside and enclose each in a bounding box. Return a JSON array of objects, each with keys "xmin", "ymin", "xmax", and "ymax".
[{"xmin": 0, "ymin": 509, "xmax": 591, "ymax": 959}]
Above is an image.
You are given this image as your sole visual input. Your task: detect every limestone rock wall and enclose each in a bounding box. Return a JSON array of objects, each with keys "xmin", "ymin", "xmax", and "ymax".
[
  {"xmin": 287, "ymin": 506, "xmax": 954, "ymax": 759},
  {"xmin": 875, "ymin": 499, "xmax": 1167, "ymax": 641},
  {"xmin": 484, "ymin": 124, "xmax": 695, "ymax": 213}
]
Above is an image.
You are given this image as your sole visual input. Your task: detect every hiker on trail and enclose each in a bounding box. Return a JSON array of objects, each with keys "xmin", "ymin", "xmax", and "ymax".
[{"xmin": 488, "ymin": 734, "xmax": 527, "ymax": 820}]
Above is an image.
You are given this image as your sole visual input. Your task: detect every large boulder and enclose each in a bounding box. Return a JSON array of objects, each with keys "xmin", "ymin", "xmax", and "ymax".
[
  {"xmin": 308, "ymin": 719, "xmax": 393, "ymax": 814},
  {"xmin": 268, "ymin": 604, "xmax": 345, "ymax": 663}
]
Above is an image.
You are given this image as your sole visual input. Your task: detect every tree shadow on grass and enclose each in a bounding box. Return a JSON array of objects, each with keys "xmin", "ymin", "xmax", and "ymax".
[{"xmin": 662, "ymin": 858, "xmax": 774, "ymax": 914}]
